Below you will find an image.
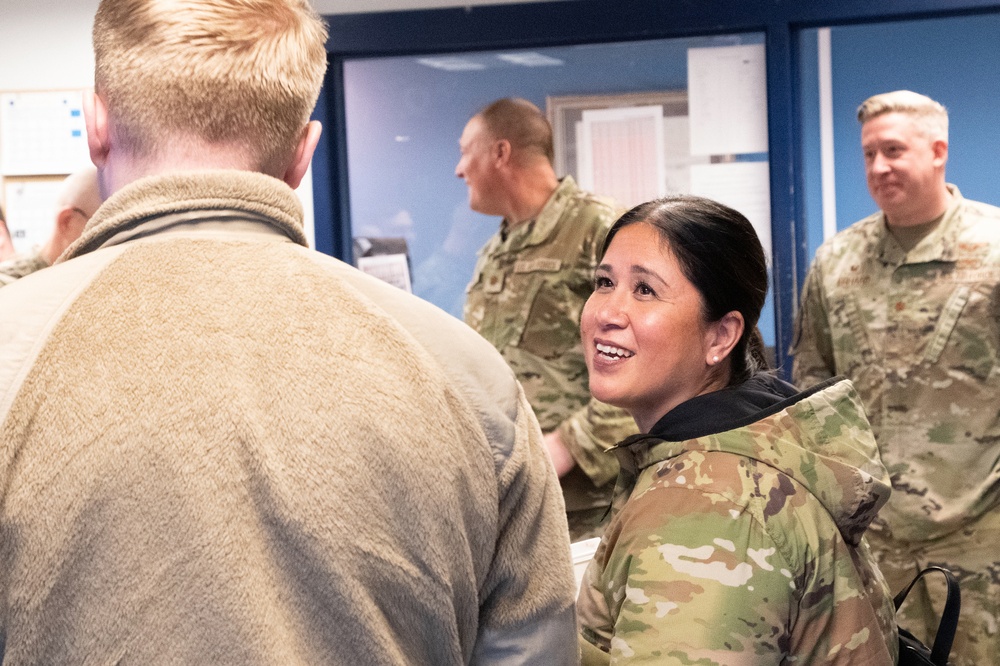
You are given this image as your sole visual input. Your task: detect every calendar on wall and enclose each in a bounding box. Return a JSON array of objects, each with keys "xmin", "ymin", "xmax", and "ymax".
[
  {"xmin": 0, "ymin": 90, "xmax": 91, "ymax": 256},
  {"xmin": 0, "ymin": 91, "xmax": 91, "ymax": 176}
]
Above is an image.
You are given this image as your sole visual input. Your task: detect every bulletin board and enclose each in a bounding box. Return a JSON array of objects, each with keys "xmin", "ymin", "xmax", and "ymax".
[
  {"xmin": 0, "ymin": 89, "xmax": 90, "ymax": 256},
  {"xmin": 1, "ymin": 90, "xmax": 90, "ymax": 176}
]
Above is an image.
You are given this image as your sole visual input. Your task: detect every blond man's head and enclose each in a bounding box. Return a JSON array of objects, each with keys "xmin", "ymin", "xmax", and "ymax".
[
  {"xmin": 857, "ymin": 90, "xmax": 949, "ymax": 142},
  {"xmin": 93, "ymin": 0, "xmax": 328, "ymax": 171}
]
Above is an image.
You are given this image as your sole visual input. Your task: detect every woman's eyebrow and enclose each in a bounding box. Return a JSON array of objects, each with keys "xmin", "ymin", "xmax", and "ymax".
[{"xmin": 631, "ymin": 265, "xmax": 665, "ymax": 283}]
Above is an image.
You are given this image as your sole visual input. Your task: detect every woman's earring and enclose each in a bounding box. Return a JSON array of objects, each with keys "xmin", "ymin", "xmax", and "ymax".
[{"xmin": 712, "ymin": 355, "xmax": 720, "ymax": 364}]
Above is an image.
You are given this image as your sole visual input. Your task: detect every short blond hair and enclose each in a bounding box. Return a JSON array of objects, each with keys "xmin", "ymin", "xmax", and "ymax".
[
  {"xmin": 93, "ymin": 0, "xmax": 328, "ymax": 169},
  {"xmin": 857, "ymin": 90, "xmax": 949, "ymax": 141}
]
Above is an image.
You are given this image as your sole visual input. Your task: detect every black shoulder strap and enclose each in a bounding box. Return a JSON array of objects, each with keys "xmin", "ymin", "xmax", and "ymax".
[{"xmin": 894, "ymin": 566, "xmax": 961, "ymax": 665}]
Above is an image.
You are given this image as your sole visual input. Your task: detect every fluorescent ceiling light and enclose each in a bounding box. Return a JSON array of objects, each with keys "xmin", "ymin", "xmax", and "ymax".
[
  {"xmin": 496, "ymin": 52, "xmax": 564, "ymax": 67},
  {"xmin": 416, "ymin": 57, "xmax": 486, "ymax": 71}
]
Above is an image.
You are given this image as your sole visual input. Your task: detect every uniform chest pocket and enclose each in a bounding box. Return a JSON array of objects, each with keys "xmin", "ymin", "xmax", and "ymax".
[
  {"xmin": 923, "ymin": 286, "xmax": 970, "ymax": 365},
  {"xmin": 924, "ymin": 283, "xmax": 1000, "ymax": 382},
  {"xmin": 515, "ymin": 264, "xmax": 589, "ymax": 360},
  {"xmin": 464, "ymin": 262, "xmax": 548, "ymax": 352}
]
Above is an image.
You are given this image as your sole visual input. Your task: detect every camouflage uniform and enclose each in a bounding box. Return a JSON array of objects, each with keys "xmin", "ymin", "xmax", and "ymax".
[
  {"xmin": 465, "ymin": 176, "xmax": 637, "ymax": 541},
  {"xmin": 577, "ymin": 375, "xmax": 897, "ymax": 665},
  {"xmin": 0, "ymin": 250, "xmax": 48, "ymax": 286},
  {"xmin": 792, "ymin": 186, "xmax": 1000, "ymax": 665}
]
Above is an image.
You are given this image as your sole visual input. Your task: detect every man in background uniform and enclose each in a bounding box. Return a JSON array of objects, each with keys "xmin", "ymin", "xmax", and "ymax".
[
  {"xmin": 792, "ymin": 90, "xmax": 1000, "ymax": 665},
  {"xmin": 457, "ymin": 98, "xmax": 638, "ymax": 541},
  {"xmin": 0, "ymin": 167, "xmax": 101, "ymax": 285}
]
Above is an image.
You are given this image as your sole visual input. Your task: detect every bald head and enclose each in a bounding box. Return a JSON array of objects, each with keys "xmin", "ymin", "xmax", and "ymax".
[
  {"xmin": 455, "ymin": 98, "xmax": 561, "ymax": 225},
  {"xmin": 44, "ymin": 167, "xmax": 103, "ymax": 264},
  {"xmin": 57, "ymin": 167, "xmax": 103, "ymax": 219},
  {"xmin": 476, "ymin": 98, "xmax": 554, "ymax": 166}
]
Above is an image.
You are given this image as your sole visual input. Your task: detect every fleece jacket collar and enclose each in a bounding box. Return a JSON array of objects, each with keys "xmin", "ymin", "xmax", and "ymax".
[{"xmin": 61, "ymin": 169, "xmax": 308, "ymax": 262}]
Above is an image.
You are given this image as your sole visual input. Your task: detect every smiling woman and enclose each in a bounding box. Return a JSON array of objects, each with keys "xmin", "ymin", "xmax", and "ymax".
[
  {"xmin": 584, "ymin": 222, "xmax": 726, "ymax": 432},
  {"xmin": 576, "ymin": 196, "xmax": 900, "ymax": 665}
]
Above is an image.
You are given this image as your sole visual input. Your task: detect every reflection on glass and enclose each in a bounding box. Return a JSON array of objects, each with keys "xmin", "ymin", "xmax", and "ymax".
[{"xmin": 343, "ymin": 33, "xmax": 774, "ymax": 345}]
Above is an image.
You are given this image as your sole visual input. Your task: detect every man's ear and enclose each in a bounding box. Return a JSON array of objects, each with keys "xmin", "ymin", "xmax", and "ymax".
[
  {"xmin": 83, "ymin": 91, "xmax": 111, "ymax": 168},
  {"xmin": 932, "ymin": 138, "xmax": 949, "ymax": 168},
  {"xmin": 492, "ymin": 138, "xmax": 511, "ymax": 167},
  {"xmin": 282, "ymin": 120, "xmax": 322, "ymax": 189},
  {"xmin": 705, "ymin": 310, "xmax": 744, "ymax": 366},
  {"xmin": 55, "ymin": 206, "xmax": 76, "ymax": 233}
]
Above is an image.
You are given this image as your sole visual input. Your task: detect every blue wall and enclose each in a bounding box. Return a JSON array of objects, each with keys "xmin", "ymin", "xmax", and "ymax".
[{"xmin": 800, "ymin": 13, "xmax": 1000, "ymax": 262}]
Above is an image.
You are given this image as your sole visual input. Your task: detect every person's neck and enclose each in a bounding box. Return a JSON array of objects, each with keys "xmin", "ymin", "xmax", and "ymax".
[
  {"xmin": 39, "ymin": 237, "xmax": 61, "ymax": 265},
  {"xmin": 101, "ymin": 140, "xmax": 275, "ymax": 199},
  {"xmin": 40, "ymin": 224, "xmax": 77, "ymax": 264},
  {"xmin": 887, "ymin": 210, "xmax": 946, "ymax": 252},
  {"xmin": 502, "ymin": 164, "xmax": 560, "ymax": 228},
  {"xmin": 886, "ymin": 184, "xmax": 953, "ymax": 228}
]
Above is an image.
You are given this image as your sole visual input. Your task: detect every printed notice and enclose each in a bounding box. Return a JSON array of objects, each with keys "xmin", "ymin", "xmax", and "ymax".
[
  {"xmin": 357, "ymin": 253, "xmax": 412, "ymax": 292},
  {"xmin": 1, "ymin": 91, "xmax": 91, "ymax": 176},
  {"xmin": 576, "ymin": 105, "xmax": 665, "ymax": 209},
  {"xmin": 3, "ymin": 179, "xmax": 63, "ymax": 255},
  {"xmin": 687, "ymin": 44, "xmax": 769, "ymax": 156},
  {"xmin": 690, "ymin": 161, "xmax": 772, "ymax": 261}
]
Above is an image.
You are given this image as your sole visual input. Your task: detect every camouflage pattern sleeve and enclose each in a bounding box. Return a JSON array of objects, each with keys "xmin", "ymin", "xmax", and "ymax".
[
  {"xmin": 556, "ymin": 397, "xmax": 635, "ymax": 488},
  {"xmin": 0, "ymin": 251, "xmax": 50, "ymax": 287},
  {"xmin": 791, "ymin": 258, "xmax": 837, "ymax": 389},
  {"xmin": 581, "ymin": 484, "xmax": 797, "ymax": 664},
  {"xmin": 579, "ymin": 440, "xmax": 896, "ymax": 664},
  {"xmin": 580, "ymin": 633, "xmax": 611, "ymax": 666}
]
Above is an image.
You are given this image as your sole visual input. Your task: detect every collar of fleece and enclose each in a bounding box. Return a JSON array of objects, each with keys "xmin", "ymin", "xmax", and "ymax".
[{"xmin": 61, "ymin": 170, "xmax": 308, "ymax": 262}]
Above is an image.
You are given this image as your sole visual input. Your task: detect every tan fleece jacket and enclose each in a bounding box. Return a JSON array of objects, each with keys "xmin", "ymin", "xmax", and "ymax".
[{"xmin": 0, "ymin": 170, "xmax": 577, "ymax": 664}]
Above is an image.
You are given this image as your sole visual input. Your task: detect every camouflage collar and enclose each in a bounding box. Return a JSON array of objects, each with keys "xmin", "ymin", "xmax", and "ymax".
[
  {"xmin": 613, "ymin": 373, "xmax": 810, "ymax": 469},
  {"xmin": 496, "ymin": 176, "xmax": 581, "ymax": 253},
  {"xmin": 612, "ymin": 376, "xmax": 890, "ymax": 544},
  {"xmin": 0, "ymin": 250, "xmax": 49, "ymax": 284}
]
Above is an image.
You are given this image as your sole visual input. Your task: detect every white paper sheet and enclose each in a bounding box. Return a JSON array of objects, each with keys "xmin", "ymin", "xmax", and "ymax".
[
  {"xmin": 662, "ymin": 115, "xmax": 711, "ymax": 196},
  {"xmin": 3, "ymin": 179, "xmax": 62, "ymax": 255},
  {"xmin": 687, "ymin": 44, "xmax": 769, "ymax": 156},
  {"xmin": 689, "ymin": 161, "xmax": 772, "ymax": 261},
  {"xmin": 357, "ymin": 253, "xmax": 412, "ymax": 292},
  {"xmin": 1, "ymin": 91, "xmax": 91, "ymax": 176},
  {"xmin": 576, "ymin": 105, "xmax": 665, "ymax": 209}
]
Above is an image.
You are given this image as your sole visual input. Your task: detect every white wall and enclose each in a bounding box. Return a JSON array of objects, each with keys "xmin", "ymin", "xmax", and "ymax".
[
  {"xmin": 0, "ymin": 0, "xmax": 100, "ymax": 91},
  {"xmin": 0, "ymin": 0, "xmax": 552, "ymax": 92}
]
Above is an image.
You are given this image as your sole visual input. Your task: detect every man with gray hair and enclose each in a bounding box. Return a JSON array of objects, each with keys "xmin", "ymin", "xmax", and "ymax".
[
  {"xmin": 792, "ymin": 90, "xmax": 1000, "ymax": 665},
  {"xmin": 0, "ymin": 1, "xmax": 577, "ymax": 663},
  {"xmin": 0, "ymin": 167, "xmax": 102, "ymax": 286}
]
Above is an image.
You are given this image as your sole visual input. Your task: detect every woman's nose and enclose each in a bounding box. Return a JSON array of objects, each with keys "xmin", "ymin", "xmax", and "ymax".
[{"xmin": 594, "ymin": 290, "xmax": 628, "ymax": 328}]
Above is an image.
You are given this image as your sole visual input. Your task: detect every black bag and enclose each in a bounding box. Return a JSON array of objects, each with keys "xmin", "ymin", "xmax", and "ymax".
[{"xmin": 894, "ymin": 566, "xmax": 961, "ymax": 666}]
